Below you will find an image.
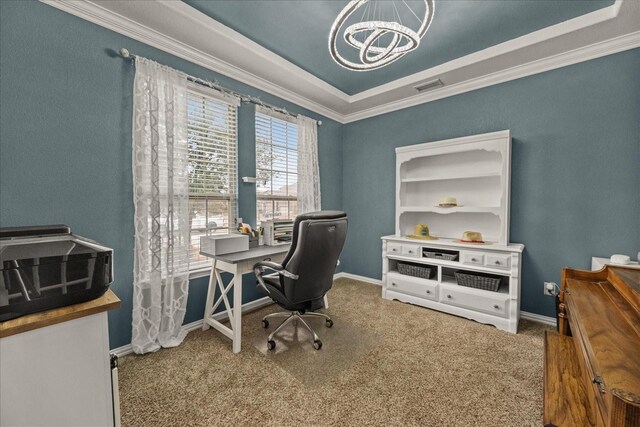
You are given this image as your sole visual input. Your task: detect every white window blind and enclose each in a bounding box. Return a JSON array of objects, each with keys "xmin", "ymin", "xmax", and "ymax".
[
  {"xmin": 187, "ymin": 86, "xmax": 239, "ymax": 269},
  {"xmin": 255, "ymin": 107, "xmax": 299, "ymax": 224}
]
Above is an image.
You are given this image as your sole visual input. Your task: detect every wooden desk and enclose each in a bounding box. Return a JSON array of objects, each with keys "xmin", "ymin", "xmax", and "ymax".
[
  {"xmin": 201, "ymin": 245, "xmax": 290, "ymax": 353},
  {"xmin": 544, "ymin": 266, "xmax": 640, "ymax": 427}
]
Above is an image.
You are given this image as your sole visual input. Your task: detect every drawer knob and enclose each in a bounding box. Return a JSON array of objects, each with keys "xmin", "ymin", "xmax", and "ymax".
[
  {"xmin": 392, "ymin": 248, "xmax": 397, "ymax": 252},
  {"xmin": 408, "ymin": 250, "xmax": 413, "ymax": 254},
  {"xmin": 447, "ymin": 294, "xmax": 452, "ymax": 299},
  {"xmin": 426, "ymin": 290, "xmax": 431, "ymax": 294},
  {"xmin": 495, "ymin": 261, "xmax": 501, "ymax": 265},
  {"xmin": 493, "ymin": 304, "xmax": 500, "ymax": 309},
  {"xmin": 391, "ymin": 282, "xmax": 397, "ymax": 287},
  {"xmin": 471, "ymin": 258, "xmax": 477, "ymax": 262}
]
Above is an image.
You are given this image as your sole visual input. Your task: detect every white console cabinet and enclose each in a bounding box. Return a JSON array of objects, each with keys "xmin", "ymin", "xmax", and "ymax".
[
  {"xmin": 0, "ymin": 290, "xmax": 120, "ymax": 426},
  {"xmin": 382, "ymin": 131, "xmax": 524, "ymax": 333}
]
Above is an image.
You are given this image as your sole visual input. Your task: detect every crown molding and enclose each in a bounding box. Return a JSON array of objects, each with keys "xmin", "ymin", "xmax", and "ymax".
[
  {"xmin": 40, "ymin": 0, "xmax": 638, "ymax": 125},
  {"xmin": 349, "ymin": 3, "xmax": 620, "ymax": 103},
  {"xmin": 40, "ymin": 0, "xmax": 347, "ymax": 122},
  {"xmin": 343, "ymin": 30, "xmax": 640, "ymax": 123}
]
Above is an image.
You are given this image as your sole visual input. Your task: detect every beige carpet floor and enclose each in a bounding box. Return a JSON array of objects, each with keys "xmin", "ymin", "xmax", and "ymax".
[{"xmin": 118, "ymin": 278, "xmax": 551, "ymax": 426}]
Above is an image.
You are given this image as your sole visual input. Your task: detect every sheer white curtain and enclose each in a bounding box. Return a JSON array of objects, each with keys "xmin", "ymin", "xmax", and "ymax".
[
  {"xmin": 296, "ymin": 115, "xmax": 321, "ymax": 213},
  {"xmin": 131, "ymin": 57, "xmax": 190, "ymax": 354}
]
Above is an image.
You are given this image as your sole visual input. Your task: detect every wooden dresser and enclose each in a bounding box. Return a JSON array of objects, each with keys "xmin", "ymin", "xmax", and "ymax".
[{"xmin": 544, "ymin": 266, "xmax": 640, "ymax": 427}]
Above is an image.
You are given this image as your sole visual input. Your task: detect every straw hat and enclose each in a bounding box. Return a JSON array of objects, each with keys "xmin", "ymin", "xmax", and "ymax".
[
  {"xmin": 455, "ymin": 231, "xmax": 490, "ymax": 244},
  {"xmin": 406, "ymin": 224, "xmax": 438, "ymax": 240},
  {"xmin": 438, "ymin": 197, "xmax": 458, "ymax": 207}
]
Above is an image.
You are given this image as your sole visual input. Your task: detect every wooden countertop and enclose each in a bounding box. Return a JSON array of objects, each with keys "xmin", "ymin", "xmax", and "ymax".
[{"xmin": 0, "ymin": 290, "xmax": 121, "ymax": 338}]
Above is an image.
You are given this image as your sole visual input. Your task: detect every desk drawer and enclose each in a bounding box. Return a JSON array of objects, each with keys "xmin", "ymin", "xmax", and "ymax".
[{"xmin": 243, "ymin": 253, "xmax": 286, "ymax": 272}]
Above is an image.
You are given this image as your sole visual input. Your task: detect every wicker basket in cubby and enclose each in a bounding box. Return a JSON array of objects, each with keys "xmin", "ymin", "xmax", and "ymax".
[
  {"xmin": 454, "ymin": 271, "xmax": 504, "ymax": 292},
  {"xmin": 423, "ymin": 251, "xmax": 458, "ymax": 261},
  {"xmin": 397, "ymin": 261, "xmax": 436, "ymax": 280}
]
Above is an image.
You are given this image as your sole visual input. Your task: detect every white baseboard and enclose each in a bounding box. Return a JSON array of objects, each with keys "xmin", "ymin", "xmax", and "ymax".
[
  {"xmin": 520, "ymin": 311, "xmax": 557, "ymax": 327},
  {"xmin": 110, "ymin": 296, "xmax": 274, "ymax": 357},
  {"xmin": 334, "ymin": 272, "xmax": 383, "ymax": 286}
]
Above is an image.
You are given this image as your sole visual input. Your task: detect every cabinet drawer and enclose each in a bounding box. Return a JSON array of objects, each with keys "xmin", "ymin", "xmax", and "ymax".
[
  {"xmin": 440, "ymin": 285, "xmax": 509, "ymax": 318},
  {"xmin": 401, "ymin": 244, "xmax": 420, "ymax": 257},
  {"xmin": 387, "ymin": 242, "xmax": 402, "ymax": 255},
  {"xmin": 387, "ymin": 274, "xmax": 437, "ymax": 301},
  {"xmin": 485, "ymin": 254, "xmax": 510, "ymax": 270},
  {"xmin": 461, "ymin": 252, "xmax": 485, "ymax": 266}
]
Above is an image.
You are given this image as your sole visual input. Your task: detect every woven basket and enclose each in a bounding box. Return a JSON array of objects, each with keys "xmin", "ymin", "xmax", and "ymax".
[
  {"xmin": 454, "ymin": 271, "xmax": 503, "ymax": 292},
  {"xmin": 423, "ymin": 251, "xmax": 459, "ymax": 261},
  {"xmin": 397, "ymin": 262, "xmax": 436, "ymax": 280}
]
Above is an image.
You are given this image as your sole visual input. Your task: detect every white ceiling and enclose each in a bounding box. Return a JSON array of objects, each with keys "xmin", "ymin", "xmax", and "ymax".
[{"xmin": 42, "ymin": 0, "xmax": 640, "ymax": 123}]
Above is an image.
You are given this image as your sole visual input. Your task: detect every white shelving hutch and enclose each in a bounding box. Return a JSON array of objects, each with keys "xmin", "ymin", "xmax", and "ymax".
[{"xmin": 382, "ymin": 130, "xmax": 525, "ymax": 333}]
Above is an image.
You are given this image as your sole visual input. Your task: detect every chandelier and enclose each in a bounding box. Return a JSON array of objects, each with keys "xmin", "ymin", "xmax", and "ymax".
[{"xmin": 329, "ymin": 0, "xmax": 435, "ymax": 71}]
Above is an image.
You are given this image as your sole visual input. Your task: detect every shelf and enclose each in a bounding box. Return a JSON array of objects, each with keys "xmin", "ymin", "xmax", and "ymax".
[
  {"xmin": 399, "ymin": 206, "xmax": 501, "ymax": 215},
  {"xmin": 400, "ymin": 171, "xmax": 501, "ymax": 183},
  {"xmin": 387, "ymin": 270, "xmax": 438, "ymax": 285}
]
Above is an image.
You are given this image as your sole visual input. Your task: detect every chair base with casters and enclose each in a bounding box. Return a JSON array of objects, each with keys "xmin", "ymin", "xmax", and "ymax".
[
  {"xmin": 253, "ymin": 211, "xmax": 348, "ymax": 352},
  {"xmin": 261, "ymin": 310, "xmax": 334, "ymax": 350}
]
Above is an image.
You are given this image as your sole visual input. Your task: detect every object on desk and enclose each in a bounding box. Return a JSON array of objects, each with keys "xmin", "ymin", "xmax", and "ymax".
[
  {"xmin": 200, "ymin": 234, "xmax": 249, "ymax": 256},
  {"xmin": 0, "ymin": 225, "xmax": 113, "ymax": 322},
  {"xmin": 406, "ymin": 223, "xmax": 438, "ymax": 240},
  {"xmin": 242, "ymin": 176, "xmax": 257, "ymax": 183},
  {"xmin": 254, "ymin": 211, "xmax": 348, "ymax": 351},
  {"xmin": 437, "ymin": 196, "xmax": 460, "ymax": 208},
  {"xmin": 263, "ymin": 219, "xmax": 294, "ymax": 246},
  {"xmin": 591, "ymin": 256, "xmax": 640, "ymax": 271},
  {"xmin": 610, "ymin": 254, "xmax": 631, "ymax": 265},
  {"xmin": 258, "ymin": 227, "xmax": 264, "ymax": 246},
  {"xmin": 241, "ymin": 232, "xmax": 259, "ymax": 249}
]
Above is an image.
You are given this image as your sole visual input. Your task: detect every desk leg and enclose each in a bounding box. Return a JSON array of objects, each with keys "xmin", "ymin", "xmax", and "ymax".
[
  {"xmin": 202, "ymin": 259, "xmax": 217, "ymax": 331},
  {"xmin": 231, "ymin": 263, "xmax": 242, "ymax": 353}
]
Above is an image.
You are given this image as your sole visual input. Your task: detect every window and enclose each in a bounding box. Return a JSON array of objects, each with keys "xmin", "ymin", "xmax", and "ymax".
[
  {"xmin": 255, "ymin": 107, "xmax": 298, "ymax": 224},
  {"xmin": 187, "ymin": 86, "xmax": 238, "ymax": 269}
]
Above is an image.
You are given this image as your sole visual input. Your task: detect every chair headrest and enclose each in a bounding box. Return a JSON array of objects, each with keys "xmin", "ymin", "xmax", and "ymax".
[{"xmin": 294, "ymin": 211, "xmax": 346, "ymax": 222}]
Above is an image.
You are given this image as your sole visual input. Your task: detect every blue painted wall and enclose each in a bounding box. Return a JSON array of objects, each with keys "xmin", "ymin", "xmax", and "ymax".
[
  {"xmin": 341, "ymin": 48, "xmax": 640, "ymax": 318},
  {"xmin": 0, "ymin": 0, "xmax": 343, "ymax": 349},
  {"xmin": 1, "ymin": 0, "xmax": 638, "ymax": 348}
]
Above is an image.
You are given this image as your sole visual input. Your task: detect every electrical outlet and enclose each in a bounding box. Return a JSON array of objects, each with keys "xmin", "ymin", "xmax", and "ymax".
[{"xmin": 543, "ymin": 282, "xmax": 556, "ymax": 296}]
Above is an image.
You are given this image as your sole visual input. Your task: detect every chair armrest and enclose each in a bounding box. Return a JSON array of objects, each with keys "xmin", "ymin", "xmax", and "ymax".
[
  {"xmin": 253, "ymin": 261, "xmax": 300, "ymax": 294},
  {"xmin": 254, "ymin": 260, "xmax": 285, "ymax": 272}
]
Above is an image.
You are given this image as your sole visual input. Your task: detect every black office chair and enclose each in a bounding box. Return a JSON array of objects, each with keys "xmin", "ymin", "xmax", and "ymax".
[{"xmin": 253, "ymin": 211, "xmax": 348, "ymax": 351}]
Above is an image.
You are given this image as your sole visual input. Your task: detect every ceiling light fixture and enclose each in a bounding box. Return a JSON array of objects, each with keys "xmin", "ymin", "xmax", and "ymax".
[{"xmin": 329, "ymin": 0, "xmax": 435, "ymax": 72}]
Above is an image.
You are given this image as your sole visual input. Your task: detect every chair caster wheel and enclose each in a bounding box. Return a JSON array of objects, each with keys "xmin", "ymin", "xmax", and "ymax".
[
  {"xmin": 261, "ymin": 319, "xmax": 269, "ymax": 328},
  {"xmin": 326, "ymin": 319, "xmax": 333, "ymax": 328},
  {"xmin": 267, "ymin": 340, "xmax": 276, "ymax": 351},
  {"xmin": 313, "ymin": 340, "xmax": 322, "ymax": 350}
]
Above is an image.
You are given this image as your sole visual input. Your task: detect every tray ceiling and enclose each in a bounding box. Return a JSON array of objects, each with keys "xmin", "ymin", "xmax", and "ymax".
[{"xmin": 184, "ymin": 0, "xmax": 614, "ymax": 95}]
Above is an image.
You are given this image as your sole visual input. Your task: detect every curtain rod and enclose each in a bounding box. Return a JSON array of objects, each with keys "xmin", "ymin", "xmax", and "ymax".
[{"xmin": 118, "ymin": 48, "xmax": 321, "ymax": 126}]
